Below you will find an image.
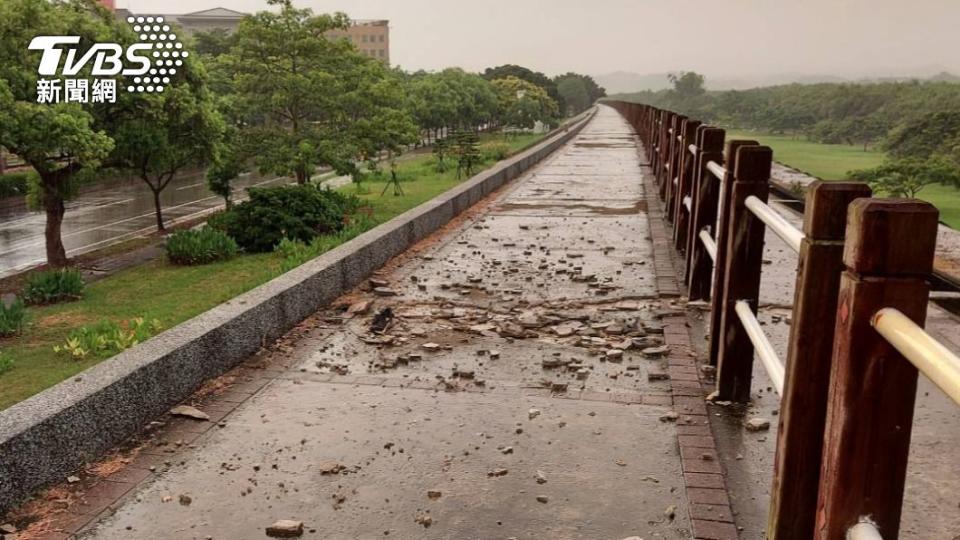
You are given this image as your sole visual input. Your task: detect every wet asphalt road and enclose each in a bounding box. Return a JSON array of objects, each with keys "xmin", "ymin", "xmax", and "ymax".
[
  {"xmin": 76, "ymin": 107, "xmax": 696, "ymax": 539},
  {"xmin": 0, "ymin": 170, "xmax": 291, "ymax": 278}
]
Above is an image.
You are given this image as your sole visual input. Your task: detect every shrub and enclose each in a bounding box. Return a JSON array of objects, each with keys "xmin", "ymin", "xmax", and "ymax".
[
  {"xmin": 480, "ymin": 142, "xmax": 510, "ymax": 162},
  {"xmin": 276, "ymin": 213, "xmax": 377, "ymax": 272},
  {"xmin": 0, "ymin": 352, "xmax": 13, "ymax": 375},
  {"xmin": 209, "ymin": 184, "xmax": 360, "ymax": 253},
  {"xmin": 54, "ymin": 317, "xmax": 162, "ymax": 360},
  {"xmin": 165, "ymin": 227, "xmax": 238, "ymax": 265},
  {"xmin": 0, "ymin": 297, "xmax": 27, "ymax": 337},
  {"xmin": 0, "ymin": 172, "xmax": 30, "ymax": 199},
  {"xmin": 22, "ymin": 268, "xmax": 85, "ymax": 305}
]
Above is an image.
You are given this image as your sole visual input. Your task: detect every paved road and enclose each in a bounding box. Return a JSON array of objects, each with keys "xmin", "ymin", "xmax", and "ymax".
[
  {"xmin": 74, "ymin": 107, "xmax": 697, "ymax": 539},
  {"xmin": 0, "ymin": 170, "xmax": 291, "ymax": 278}
]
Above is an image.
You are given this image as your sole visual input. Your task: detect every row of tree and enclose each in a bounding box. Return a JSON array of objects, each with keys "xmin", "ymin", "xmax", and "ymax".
[
  {"xmin": 613, "ymin": 72, "xmax": 960, "ymax": 200},
  {"xmin": 0, "ymin": 0, "xmax": 604, "ymax": 267},
  {"xmin": 613, "ymin": 72, "xmax": 960, "ymax": 151}
]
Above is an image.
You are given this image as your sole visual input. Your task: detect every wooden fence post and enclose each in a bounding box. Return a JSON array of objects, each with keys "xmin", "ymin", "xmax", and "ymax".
[
  {"xmin": 673, "ymin": 119, "xmax": 702, "ymax": 251},
  {"xmin": 664, "ymin": 114, "xmax": 681, "ymax": 215},
  {"xmin": 685, "ymin": 128, "xmax": 726, "ymax": 300},
  {"xmin": 706, "ymin": 139, "xmax": 758, "ymax": 366},
  {"xmin": 766, "ymin": 181, "xmax": 872, "ymax": 540},
  {"xmin": 715, "ymin": 145, "xmax": 772, "ymax": 402},
  {"xmin": 658, "ymin": 111, "xmax": 670, "ymax": 200},
  {"xmin": 815, "ymin": 199, "xmax": 939, "ymax": 539}
]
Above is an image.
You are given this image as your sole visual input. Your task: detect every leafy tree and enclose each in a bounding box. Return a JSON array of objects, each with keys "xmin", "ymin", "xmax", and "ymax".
[
  {"xmin": 224, "ymin": 0, "xmax": 416, "ymax": 185},
  {"xmin": 555, "ymin": 76, "xmax": 590, "ymax": 115},
  {"xmin": 483, "ymin": 64, "xmax": 564, "ymax": 113},
  {"xmin": 885, "ymin": 111, "xmax": 960, "ymax": 163},
  {"xmin": 191, "ymin": 28, "xmax": 237, "ymax": 58},
  {"xmin": 0, "ymin": 0, "xmax": 123, "ymax": 266},
  {"xmin": 110, "ymin": 57, "xmax": 223, "ymax": 231},
  {"xmin": 432, "ymin": 137, "xmax": 450, "ymax": 172},
  {"xmin": 668, "ymin": 71, "xmax": 706, "ymax": 99},
  {"xmin": 491, "ymin": 76, "xmax": 559, "ymax": 132},
  {"xmin": 206, "ymin": 127, "xmax": 246, "ymax": 208},
  {"xmin": 848, "ymin": 158, "xmax": 960, "ymax": 198}
]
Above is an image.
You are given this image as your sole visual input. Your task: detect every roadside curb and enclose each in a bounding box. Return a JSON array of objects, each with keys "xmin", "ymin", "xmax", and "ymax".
[
  {"xmin": 639, "ymin": 159, "xmax": 740, "ymax": 540},
  {"xmin": 0, "ymin": 108, "xmax": 597, "ymax": 514}
]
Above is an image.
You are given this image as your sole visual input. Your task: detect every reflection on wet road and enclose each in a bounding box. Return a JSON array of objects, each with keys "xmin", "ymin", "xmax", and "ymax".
[{"xmin": 0, "ymin": 170, "xmax": 292, "ymax": 277}]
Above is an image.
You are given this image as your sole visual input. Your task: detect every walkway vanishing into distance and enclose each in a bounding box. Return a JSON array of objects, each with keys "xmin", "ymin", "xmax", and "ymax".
[{"xmin": 71, "ymin": 106, "xmax": 720, "ymax": 539}]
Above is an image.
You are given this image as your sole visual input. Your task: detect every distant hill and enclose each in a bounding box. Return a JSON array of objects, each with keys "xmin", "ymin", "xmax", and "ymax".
[{"xmin": 595, "ymin": 71, "xmax": 960, "ymax": 94}]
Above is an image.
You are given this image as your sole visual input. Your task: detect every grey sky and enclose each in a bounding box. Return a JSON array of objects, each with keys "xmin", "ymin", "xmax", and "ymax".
[{"xmin": 120, "ymin": 0, "xmax": 960, "ymax": 79}]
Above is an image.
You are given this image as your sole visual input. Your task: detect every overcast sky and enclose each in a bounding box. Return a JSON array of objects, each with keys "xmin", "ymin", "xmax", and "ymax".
[{"xmin": 121, "ymin": 0, "xmax": 960, "ymax": 79}]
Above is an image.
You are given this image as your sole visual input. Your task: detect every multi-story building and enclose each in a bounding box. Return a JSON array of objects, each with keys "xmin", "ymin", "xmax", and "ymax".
[
  {"xmin": 118, "ymin": 7, "xmax": 390, "ymax": 64},
  {"xmin": 325, "ymin": 20, "xmax": 390, "ymax": 64}
]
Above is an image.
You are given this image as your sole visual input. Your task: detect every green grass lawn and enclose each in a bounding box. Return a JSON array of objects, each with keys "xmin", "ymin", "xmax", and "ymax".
[
  {"xmin": 0, "ymin": 132, "xmax": 547, "ymax": 410},
  {"xmin": 727, "ymin": 130, "xmax": 960, "ymax": 228}
]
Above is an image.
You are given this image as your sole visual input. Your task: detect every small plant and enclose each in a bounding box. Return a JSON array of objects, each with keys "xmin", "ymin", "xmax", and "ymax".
[
  {"xmin": 276, "ymin": 213, "xmax": 377, "ymax": 272},
  {"xmin": 0, "ymin": 352, "xmax": 14, "ymax": 375},
  {"xmin": 0, "ymin": 297, "xmax": 27, "ymax": 337},
  {"xmin": 22, "ymin": 268, "xmax": 85, "ymax": 305},
  {"xmin": 54, "ymin": 317, "xmax": 162, "ymax": 360},
  {"xmin": 480, "ymin": 142, "xmax": 510, "ymax": 162},
  {"xmin": 453, "ymin": 130, "xmax": 482, "ymax": 179},
  {"xmin": 432, "ymin": 138, "xmax": 450, "ymax": 172},
  {"xmin": 165, "ymin": 227, "xmax": 238, "ymax": 265}
]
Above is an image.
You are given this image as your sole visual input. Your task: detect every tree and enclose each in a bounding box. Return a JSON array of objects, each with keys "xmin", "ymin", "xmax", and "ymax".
[
  {"xmin": 225, "ymin": 0, "xmax": 416, "ymax": 185},
  {"xmin": 483, "ymin": 64, "xmax": 564, "ymax": 114},
  {"xmin": 668, "ymin": 71, "xmax": 706, "ymax": 99},
  {"xmin": 848, "ymin": 158, "xmax": 960, "ymax": 198},
  {"xmin": 554, "ymin": 72, "xmax": 606, "ymax": 115},
  {"xmin": 0, "ymin": 0, "xmax": 122, "ymax": 266},
  {"xmin": 191, "ymin": 28, "xmax": 237, "ymax": 58},
  {"xmin": 206, "ymin": 127, "xmax": 246, "ymax": 208},
  {"xmin": 885, "ymin": 111, "xmax": 960, "ymax": 164},
  {"xmin": 491, "ymin": 76, "xmax": 559, "ymax": 132},
  {"xmin": 110, "ymin": 57, "xmax": 223, "ymax": 231}
]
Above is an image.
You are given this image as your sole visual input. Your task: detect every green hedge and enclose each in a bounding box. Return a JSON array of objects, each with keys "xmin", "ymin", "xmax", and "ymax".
[{"xmin": 0, "ymin": 172, "xmax": 31, "ymax": 199}]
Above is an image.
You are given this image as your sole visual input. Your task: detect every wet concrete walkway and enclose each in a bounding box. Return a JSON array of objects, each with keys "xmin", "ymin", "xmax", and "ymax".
[{"xmin": 76, "ymin": 107, "xmax": 700, "ymax": 539}]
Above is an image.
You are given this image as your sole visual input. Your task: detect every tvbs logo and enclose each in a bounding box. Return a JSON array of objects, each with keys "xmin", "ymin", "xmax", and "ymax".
[{"xmin": 28, "ymin": 16, "xmax": 189, "ymax": 104}]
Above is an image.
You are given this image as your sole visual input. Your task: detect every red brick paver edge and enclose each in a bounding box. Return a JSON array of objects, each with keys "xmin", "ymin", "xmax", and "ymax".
[{"xmin": 640, "ymin": 161, "xmax": 739, "ymax": 540}]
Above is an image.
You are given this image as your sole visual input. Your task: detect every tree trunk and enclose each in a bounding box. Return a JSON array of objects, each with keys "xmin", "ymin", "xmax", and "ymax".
[
  {"xmin": 296, "ymin": 166, "xmax": 307, "ymax": 184},
  {"xmin": 152, "ymin": 188, "xmax": 166, "ymax": 231},
  {"xmin": 42, "ymin": 174, "xmax": 68, "ymax": 267}
]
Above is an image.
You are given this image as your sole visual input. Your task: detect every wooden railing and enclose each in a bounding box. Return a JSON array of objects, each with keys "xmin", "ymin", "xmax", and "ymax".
[{"xmin": 607, "ymin": 101, "xmax": 956, "ymax": 540}]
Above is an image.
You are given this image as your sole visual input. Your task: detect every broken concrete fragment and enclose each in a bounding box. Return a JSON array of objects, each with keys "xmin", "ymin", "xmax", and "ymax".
[
  {"xmin": 535, "ymin": 470, "xmax": 547, "ymax": 484},
  {"xmin": 605, "ymin": 349, "xmax": 624, "ymax": 361},
  {"xmin": 528, "ymin": 408, "xmax": 541, "ymax": 420},
  {"xmin": 426, "ymin": 490, "xmax": 442, "ymax": 500},
  {"xmin": 318, "ymin": 461, "xmax": 344, "ymax": 475},
  {"xmin": 641, "ymin": 345, "xmax": 670, "ymax": 358},
  {"xmin": 422, "ymin": 343, "xmax": 441, "ymax": 352},
  {"xmin": 170, "ymin": 405, "xmax": 210, "ymax": 421},
  {"xmin": 373, "ymin": 287, "xmax": 398, "ymax": 297},
  {"xmin": 488, "ymin": 468, "xmax": 509, "ymax": 477},
  {"xmin": 647, "ymin": 372, "xmax": 670, "ymax": 381},
  {"xmin": 266, "ymin": 520, "xmax": 304, "ymax": 538},
  {"xmin": 745, "ymin": 418, "xmax": 771, "ymax": 432},
  {"xmin": 415, "ymin": 511, "xmax": 433, "ymax": 528},
  {"xmin": 536, "ymin": 495, "xmax": 549, "ymax": 503},
  {"xmin": 659, "ymin": 411, "xmax": 680, "ymax": 423},
  {"xmin": 345, "ymin": 300, "xmax": 372, "ymax": 317}
]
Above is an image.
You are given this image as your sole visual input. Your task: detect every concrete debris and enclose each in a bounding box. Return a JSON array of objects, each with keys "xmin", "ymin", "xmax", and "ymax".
[
  {"xmin": 745, "ymin": 418, "xmax": 771, "ymax": 432},
  {"xmin": 528, "ymin": 408, "xmax": 541, "ymax": 420},
  {"xmin": 641, "ymin": 345, "xmax": 670, "ymax": 358},
  {"xmin": 659, "ymin": 411, "xmax": 679, "ymax": 423},
  {"xmin": 170, "ymin": 405, "xmax": 210, "ymax": 421},
  {"xmin": 266, "ymin": 520, "xmax": 304, "ymax": 538}
]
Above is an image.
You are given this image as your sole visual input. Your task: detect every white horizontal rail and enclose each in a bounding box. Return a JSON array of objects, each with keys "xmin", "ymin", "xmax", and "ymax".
[
  {"xmin": 699, "ymin": 230, "xmax": 717, "ymax": 261},
  {"xmin": 847, "ymin": 521, "xmax": 883, "ymax": 540},
  {"xmin": 706, "ymin": 160, "xmax": 726, "ymax": 180},
  {"xmin": 872, "ymin": 308, "xmax": 960, "ymax": 406},
  {"xmin": 744, "ymin": 195, "xmax": 804, "ymax": 253},
  {"xmin": 683, "ymin": 196, "xmax": 692, "ymax": 213},
  {"xmin": 735, "ymin": 300, "xmax": 785, "ymax": 395}
]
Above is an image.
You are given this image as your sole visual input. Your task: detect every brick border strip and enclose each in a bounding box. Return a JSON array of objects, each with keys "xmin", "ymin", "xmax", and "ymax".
[
  {"xmin": 640, "ymin": 162, "xmax": 739, "ymax": 540},
  {"xmin": 0, "ymin": 109, "xmax": 597, "ymax": 515}
]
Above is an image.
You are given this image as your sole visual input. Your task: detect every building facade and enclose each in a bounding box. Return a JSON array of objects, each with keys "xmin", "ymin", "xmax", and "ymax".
[{"xmin": 123, "ymin": 8, "xmax": 390, "ymax": 64}]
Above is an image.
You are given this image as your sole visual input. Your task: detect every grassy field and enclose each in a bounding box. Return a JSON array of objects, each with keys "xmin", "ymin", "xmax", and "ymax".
[
  {"xmin": 728, "ymin": 130, "xmax": 960, "ymax": 228},
  {"xmin": 0, "ymin": 132, "xmax": 545, "ymax": 409}
]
